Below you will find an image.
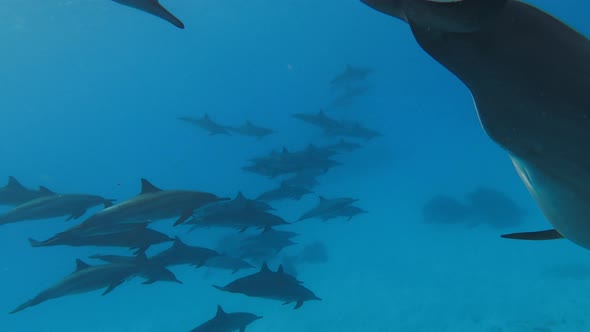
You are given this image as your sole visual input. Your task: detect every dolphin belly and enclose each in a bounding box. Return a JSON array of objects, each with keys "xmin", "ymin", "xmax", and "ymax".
[{"xmin": 511, "ymin": 156, "xmax": 590, "ymax": 249}]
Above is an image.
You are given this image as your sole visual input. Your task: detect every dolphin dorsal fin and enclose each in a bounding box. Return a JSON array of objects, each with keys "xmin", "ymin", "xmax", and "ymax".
[
  {"xmin": 75, "ymin": 259, "xmax": 91, "ymax": 272},
  {"xmin": 173, "ymin": 236, "xmax": 186, "ymax": 247},
  {"xmin": 216, "ymin": 305, "xmax": 226, "ymax": 317},
  {"xmin": 282, "ymin": 147, "xmax": 289, "ymax": 154},
  {"xmin": 6, "ymin": 176, "xmax": 25, "ymax": 190},
  {"xmin": 260, "ymin": 262, "xmax": 271, "ymax": 273},
  {"xmin": 140, "ymin": 179, "xmax": 162, "ymax": 195},
  {"xmin": 235, "ymin": 191, "xmax": 246, "ymax": 201},
  {"xmin": 277, "ymin": 264, "xmax": 285, "ymax": 274},
  {"xmin": 39, "ymin": 186, "xmax": 56, "ymax": 195}
]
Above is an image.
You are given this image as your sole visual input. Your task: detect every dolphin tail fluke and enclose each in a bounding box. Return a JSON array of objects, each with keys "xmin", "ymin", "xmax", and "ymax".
[{"xmin": 501, "ymin": 229, "xmax": 564, "ymax": 241}]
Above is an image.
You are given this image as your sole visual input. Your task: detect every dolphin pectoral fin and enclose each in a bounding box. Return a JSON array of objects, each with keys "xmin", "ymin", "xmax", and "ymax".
[
  {"xmin": 68, "ymin": 209, "xmax": 87, "ymax": 221},
  {"xmin": 294, "ymin": 300, "xmax": 304, "ymax": 309},
  {"xmin": 282, "ymin": 301, "xmax": 291, "ymax": 306},
  {"xmin": 114, "ymin": 0, "xmax": 185, "ymax": 29},
  {"xmin": 501, "ymin": 229, "xmax": 564, "ymax": 241},
  {"xmin": 173, "ymin": 211, "xmax": 193, "ymax": 226},
  {"xmin": 102, "ymin": 280, "xmax": 124, "ymax": 296}
]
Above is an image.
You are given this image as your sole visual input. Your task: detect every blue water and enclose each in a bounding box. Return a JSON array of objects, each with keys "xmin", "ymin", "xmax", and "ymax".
[{"xmin": 1, "ymin": 0, "xmax": 590, "ymax": 331}]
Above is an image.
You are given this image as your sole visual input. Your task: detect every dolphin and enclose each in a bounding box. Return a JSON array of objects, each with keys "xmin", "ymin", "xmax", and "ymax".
[
  {"xmin": 297, "ymin": 196, "xmax": 359, "ymax": 222},
  {"xmin": 239, "ymin": 227, "xmax": 299, "ymax": 262},
  {"xmin": 29, "ymin": 223, "xmax": 173, "ymax": 254},
  {"xmin": 318, "ymin": 205, "xmax": 368, "ymax": 222},
  {"xmin": 213, "ymin": 263, "xmax": 321, "ymax": 309},
  {"xmin": 228, "ymin": 121, "xmax": 275, "ymax": 139},
  {"xmin": 324, "ymin": 121, "xmax": 383, "ymax": 140},
  {"xmin": 111, "ymin": 0, "xmax": 184, "ymax": 29},
  {"xmin": 149, "ymin": 236, "xmax": 219, "ymax": 267},
  {"xmin": 179, "ymin": 114, "xmax": 232, "ymax": 136},
  {"xmin": 361, "ymin": 0, "xmax": 590, "ymax": 249},
  {"xmin": 9, "ymin": 257, "xmax": 180, "ymax": 314},
  {"xmin": 330, "ymin": 64, "xmax": 373, "ymax": 87},
  {"xmin": 292, "ymin": 110, "xmax": 341, "ymax": 131},
  {"xmin": 0, "ymin": 177, "xmax": 55, "ymax": 206},
  {"xmin": 0, "ymin": 191, "xmax": 114, "ymax": 225},
  {"xmin": 256, "ymin": 182, "xmax": 313, "ymax": 202},
  {"xmin": 189, "ymin": 305, "xmax": 262, "ymax": 332},
  {"xmin": 74, "ymin": 178, "xmax": 225, "ymax": 233},
  {"xmin": 326, "ymin": 139, "xmax": 363, "ymax": 153}
]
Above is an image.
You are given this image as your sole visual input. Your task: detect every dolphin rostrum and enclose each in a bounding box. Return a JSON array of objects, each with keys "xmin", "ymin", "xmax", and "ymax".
[{"xmin": 361, "ymin": 0, "xmax": 590, "ymax": 250}]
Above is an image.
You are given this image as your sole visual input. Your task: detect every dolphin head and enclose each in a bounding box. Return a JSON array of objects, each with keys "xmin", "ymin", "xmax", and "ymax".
[{"xmin": 141, "ymin": 266, "xmax": 183, "ymax": 285}]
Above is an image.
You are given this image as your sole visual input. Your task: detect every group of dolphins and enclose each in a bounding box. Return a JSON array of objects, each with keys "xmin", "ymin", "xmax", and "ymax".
[
  {"xmin": 3, "ymin": 177, "xmax": 327, "ymax": 331},
  {"xmin": 12, "ymin": 0, "xmax": 590, "ymax": 330}
]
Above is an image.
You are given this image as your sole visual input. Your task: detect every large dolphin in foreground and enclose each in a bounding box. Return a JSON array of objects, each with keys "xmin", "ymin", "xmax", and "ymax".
[{"xmin": 361, "ymin": 0, "xmax": 590, "ymax": 249}]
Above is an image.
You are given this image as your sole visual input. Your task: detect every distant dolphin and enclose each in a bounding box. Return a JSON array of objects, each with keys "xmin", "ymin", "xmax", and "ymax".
[
  {"xmin": 0, "ymin": 177, "xmax": 54, "ymax": 206},
  {"xmin": 361, "ymin": 0, "xmax": 590, "ymax": 249},
  {"xmin": 10, "ymin": 257, "xmax": 180, "ymax": 314},
  {"xmin": 111, "ymin": 0, "xmax": 184, "ymax": 29},
  {"xmin": 0, "ymin": 191, "xmax": 114, "ymax": 225},
  {"xmin": 189, "ymin": 305, "xmax": 262, "ymax": 332},
  {"xmin": 74, "ymin": 179, "xmax": 226, "ymax": 233}
]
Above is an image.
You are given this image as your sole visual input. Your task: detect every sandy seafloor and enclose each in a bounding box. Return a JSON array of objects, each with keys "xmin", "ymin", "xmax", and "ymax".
[{"xmin": 1, "ymin": 0, "xmax": 590, "ymax": 331}]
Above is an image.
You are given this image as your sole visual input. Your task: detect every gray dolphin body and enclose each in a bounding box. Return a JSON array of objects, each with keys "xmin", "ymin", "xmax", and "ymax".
[
  {"xmin": 0, "ymin": 193, "xmax": 114, "ymax": 225},
  {"xmin": 297, "ymin": 196, "xmax": 359, "ymax": 222},
  {"xmin": 190, "ymin": 305, "xmax": 262, "ymax": 332},
  {"xmin": 74, "ymin": 179, "xmax": 224, "ymax": 234},
  {"xmin": 330, "ymin": 64, "xmax": 373, "ymax": 87},
  {"xmin": 228, "ymin": 121, "xmax": 275, "ymax": 139},
  {"xmin": 10, "ymin": 258, "xmax": 180, "ymax": 314},
  {"xmin": 292, "ymin": 110, "xmax": 341, "ymax": 131},
  {"xmin": 149, "ymin": 237, "xmax": 219, "ymax": 267},
  {"xmin": 361, "ymin": 0, "xmax": 590, "ymax": 249},
  {"xmin": 179, "ymin": 114, "xmax": 232, "ymax": 136},
  {"xmin": 29, "ymin": 223, "xmax": 173, "ymax": 253},
  {"xmin": 256, "ymin": 183, "xmax": 313, "ymax": 202},
  {"xmin": 111, "ymin": 0, "xmax": 184, "ymax": 29},
  {"xmin": 213, "ymin": 263, "xmax": 321, "ymax": 309},
  {"xmin": 0, "ymin": 177, "xmax": 54, "ymax": 206}
]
